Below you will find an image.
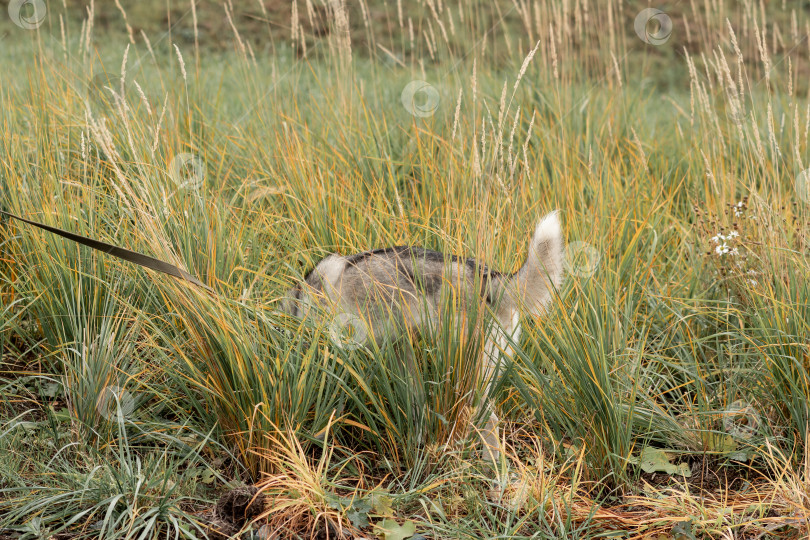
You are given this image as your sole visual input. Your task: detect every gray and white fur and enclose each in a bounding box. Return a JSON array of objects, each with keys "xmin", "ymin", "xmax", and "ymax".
[{"xmin": 282, "ymin": 212, "xmax": 565, "ymax": 463}]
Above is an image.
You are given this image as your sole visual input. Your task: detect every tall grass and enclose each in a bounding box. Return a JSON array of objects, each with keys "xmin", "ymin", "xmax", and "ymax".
[{"xmin": 1, "ymin": 0, "xmax": 809, "ymax": 537}]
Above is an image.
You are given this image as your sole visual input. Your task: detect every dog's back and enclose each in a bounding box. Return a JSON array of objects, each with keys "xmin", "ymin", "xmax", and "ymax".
[{"xmin": 283, "ymin": 212, "xmax": 565, "ymax": 344}]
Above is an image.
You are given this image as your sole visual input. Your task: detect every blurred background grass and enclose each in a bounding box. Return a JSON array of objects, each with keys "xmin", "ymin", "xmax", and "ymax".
[{"xmin": 1, "ymin": 0, "xmax": 809, "ymax": 538}]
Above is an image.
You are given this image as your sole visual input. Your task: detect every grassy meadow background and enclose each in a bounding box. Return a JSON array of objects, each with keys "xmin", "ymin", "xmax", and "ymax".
[{"xmin": 1, "ymin": 0, "xmax": 810, "ymax": 538}]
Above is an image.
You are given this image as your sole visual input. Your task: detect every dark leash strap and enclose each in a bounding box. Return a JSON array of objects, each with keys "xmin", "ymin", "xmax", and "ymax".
[{"xmin": 0, "ymin": 210, "xmax": 214, "ymax": 293}]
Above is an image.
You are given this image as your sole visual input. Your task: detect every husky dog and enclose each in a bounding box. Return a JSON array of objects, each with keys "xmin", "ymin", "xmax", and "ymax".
[{"xmin": 282, "ymin": 212, "xmax": 565, "ymax": 464}]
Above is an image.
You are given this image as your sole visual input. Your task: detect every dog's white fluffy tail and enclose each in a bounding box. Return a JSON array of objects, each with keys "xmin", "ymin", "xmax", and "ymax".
[{"xmin": 505, "ymin": 211, "xmax": 565, "ymax": 316}]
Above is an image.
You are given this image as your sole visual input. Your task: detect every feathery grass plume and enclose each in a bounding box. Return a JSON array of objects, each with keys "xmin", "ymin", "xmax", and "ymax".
[
  {"xmin": 446, "ymin": 4, "xmax": 455, "ymax": 36},
  {"xmin": 298, "ymin": 20, "xmax": 307, "ymax": 57},
  {"xmin": 174, "ymin": 46, "xmax": 187, "ymax": 84},
  {"xmin": 702, "ymin": 51, "xmax": 715, "ymax": 94},
  {"xmin": 751, "ymin": 110, "xmax": 767, "ymax": 164},
  {"xmin": 513, "ymin": 40, "xmax": 540, "ymax": 98},
  {"xmin": 451, "ymin": 87, "xmax": 462, "ymax": 141},
  {"xmin": 471, "ymin": 58, "xmax": 477, "ymax": 105},
  {"xmin": 726, "ymin": 19, "xmax": 745, "ymax": 96},
  {"xmin": 788, "ymin": 56, "xmax": 793, "ymax": 98},
  {"xmin": 805, "ymin": 102, "xmax": 810, "ymax": 145},
  {"xmin": 512, "ymin": 0, "xmax": 533, "ymax": 43},
  {"xmin": 717, "ymin": 48, "xmax": 738, "ymax": 114},
  {"xmin": 610, "ymin": 51, "xmax": 622, "ymax": 89},
  {"xmin": 59, "ymin": 14, "xmax": 66, "ymax": 62},
  {"xmin": 495, "ymin": 78, "xmax": 507, "ymax": 134},
  {"xmin": 140, "ymin": 29, "xmax": 156, "ymax": 64},
  {"xmin": 700, "ymin": 149, "xmax": 716, "ymax": 186},
  {"xmin": 151, "ymin": 94, "xmax": 168, "ymax": 157},
  {"xmin": 120, "ymin": 43, "xmax": 129, "ymax": 99},
  {"xmin": 132, "ymin": 79, "xmax": 151, "ymax": 116},
  {"xmin": 791, "ymin": 8, "xmax": 799, "ymax": 43},
  {"xmin": 549, "ymin": 24, "xmax": 559, "ymax": 81},
  {"xmin": 631, "ymin": 128, "xmax": 646, "ymax": 171},
  {"xmin": 328, "ymin": 0, "xmax": 352, "ymax": 69},
  {"xmin": 191, "ymin": 0, "xmax": 199, "ymax": 70},
  {"xmin": 83, "ymin": 1, "xmax": 95, "ymax": 57},
  {"xmin": 304, "ymin": 0, "xmax": 315, "ymax": 28},
  {"xmin": 685, "ymin": 48, "xmax": 698, "ymax": 125},
  {"xmin": 224, "ymin": 3, "xmax": 248, "ymax": 60},
  {"xmin": 291, "ymin": 0, "xmax": 299, "ymax": 49},
  {"xmin": 481, "ymin": 110, "xmax": 482, "ymax": 169},
  {"xmin": 507, "ymin": 106, "xmax": 520, "ymax": 179},
  {"xmin": 426, "ymin": 0, "xmax": 449, "ymax": 47},
  {"xmin": 113, "ymin": 0, "xmax": 135, "ymax": 44},
  {"xmin": 753, "ymin": 19, "xmax": 772, "ymax": 90},
  {"xmin": 246, "ymin": 41, "xmax": 258, "ymax": 65},
  {"xmin": 78, "ymin": 17, "xmax": 86, "ymax": 52},
  {"xmin": 423, "ymin": 25, "xmax": 435, "ymax": 60},
  {"xmin": 110, "ymin": 86, "xmax": 139, "ymax": 161},
  {"xmin": 767, "ymin": 101, "xmax": 781, "ymax": 158},
  {"xmin": 793, "ymin": 102, "xmax": 803, "ymax": 168},
  {"xmin": 521, "ymin": 109, "xmax": 536, "ymax": 179}
]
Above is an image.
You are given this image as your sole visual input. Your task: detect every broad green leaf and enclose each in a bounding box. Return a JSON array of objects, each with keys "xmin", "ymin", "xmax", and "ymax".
[
  {"xmin": 200, "ymin": 468, "xmax": 216, "ymax": 484},
  {"xmin": 347, "ymin": 510, "xmax": 369, "ymax": 529},
  {"xmin": 370, "ymin": 491, "xmax": 394, "ymax": 516},
  {"xmin": 633, "ymin": 447, "xmax": 691, "ymax": 477},
  {"xmin": 375, "ymin": 519, "xmax": 416, "ymax": 540}
]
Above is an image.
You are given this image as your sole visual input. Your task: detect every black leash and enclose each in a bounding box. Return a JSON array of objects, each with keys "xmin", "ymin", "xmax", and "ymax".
[{"xmin": 0, "ymin": 210, "xmax": 213, "ymax": 293}]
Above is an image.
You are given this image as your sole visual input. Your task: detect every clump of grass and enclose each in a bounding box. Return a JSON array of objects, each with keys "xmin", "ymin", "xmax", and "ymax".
[
  {"xmin": 0, "ymin": 403, "xmax": 221, "ymax": 539},
  {"xmin": 153, "ymin": 285, "xmax": 350, "ymax": 479}
]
